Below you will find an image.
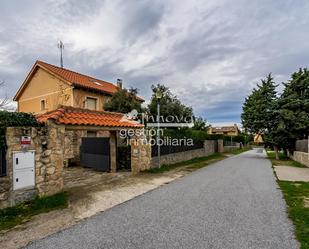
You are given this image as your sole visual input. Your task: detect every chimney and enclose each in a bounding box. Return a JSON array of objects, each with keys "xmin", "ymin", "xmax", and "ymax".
[{"xmin": 117, "ymin": 79, "xmax": 123, "ymax": 89}]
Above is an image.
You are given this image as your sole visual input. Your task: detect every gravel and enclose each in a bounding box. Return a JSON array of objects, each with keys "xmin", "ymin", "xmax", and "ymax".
[{"xmin": 26, "ymin": 149, "xmax": 299, "ymax": 249}]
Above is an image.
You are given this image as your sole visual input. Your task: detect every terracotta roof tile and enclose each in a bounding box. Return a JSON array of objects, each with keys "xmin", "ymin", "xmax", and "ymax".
[
  {"xmin": 212, "ymin": 126, "xmax": 238, "ymax": 132},
  {"xmin": 36, "ymin": 106, "xmax": 143, "ymax": 128},
  {"xmin": 37, "ymin": 60, "xmax": 119, "ymax": 95},
  {"xmin": 36, "ymin": 61, "xmax": 144, "ymax": 101}
]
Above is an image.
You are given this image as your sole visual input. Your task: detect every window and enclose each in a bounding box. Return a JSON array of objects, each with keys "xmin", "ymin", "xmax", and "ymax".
[
  {"xmin": 87, "ymin": 131, "xmax": 97, "ymax": 137},
  {"xmin": 86, "ymin": 97, "xmax": 97, "ymax": 110},
  {"xmin": 40, "ymin": 100, "xmax": 46, "ymax": 111}
]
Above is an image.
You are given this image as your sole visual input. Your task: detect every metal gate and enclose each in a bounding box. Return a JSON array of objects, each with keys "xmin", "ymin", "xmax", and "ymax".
[
  {"xmin": 80, "ymin": 137, "xmax": 110, "ymax": 172},
  {"xmin": 117, "ymin": 145, "xmax": 131, "ymax": 171},
  {"xmin": 214, "ymin": 140, "xmax": 218, "ymax": 153},
  {"xmin": 0, "ymin": 147, "xmax": 6, "ymax": 177}
]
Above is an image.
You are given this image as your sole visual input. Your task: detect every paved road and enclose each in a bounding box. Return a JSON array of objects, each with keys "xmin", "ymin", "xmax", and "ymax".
[{"xmin": 26, "ymin": 149, "xmax": 299, "ymax": 249}]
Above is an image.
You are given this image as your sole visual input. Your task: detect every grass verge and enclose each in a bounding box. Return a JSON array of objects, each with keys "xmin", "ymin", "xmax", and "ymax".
[
  {"xmin": 267, "ymin": 150, "xmax": 307, "ymax": 168},
  {"xmin": 144, "ymin": 153, "xmax": 227, "ymax": 173},
  {"xmin": 278, "ymin": 181, "xmax": 309, "ymax": 249},
  {"xmin": 0, "ymin": 192, "xmax": 68, "ymax": 231}
]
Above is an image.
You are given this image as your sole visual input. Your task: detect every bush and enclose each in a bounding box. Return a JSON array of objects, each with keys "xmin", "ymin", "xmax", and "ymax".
[
  {"xmin": 0, "ymin": 111, "xmax": 40, "ymax": 146},
  {"xmin": 157, "ymin": 128, "xmax": 250, "ymax": 143}
]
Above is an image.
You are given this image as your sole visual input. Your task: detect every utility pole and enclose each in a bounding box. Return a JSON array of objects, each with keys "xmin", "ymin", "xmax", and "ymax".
[
  {"xmin": 58, "ymin": 41, "xmax": 64, "ymax": 68},
  {"xmin": 155, "ymin": 88, "xmax": 163, "ymax": 168}
]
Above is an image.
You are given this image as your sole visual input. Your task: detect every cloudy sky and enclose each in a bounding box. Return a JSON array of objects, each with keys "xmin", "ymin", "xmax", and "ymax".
[{"xmin": 0, "ymin": 0, "xmax": 309, "ymax": 125}]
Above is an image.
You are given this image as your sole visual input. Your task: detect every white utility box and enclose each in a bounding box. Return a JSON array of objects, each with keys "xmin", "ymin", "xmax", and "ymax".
[{"xmin": 13, "ymin": 151, "xmax": 35, "ymax": 190}]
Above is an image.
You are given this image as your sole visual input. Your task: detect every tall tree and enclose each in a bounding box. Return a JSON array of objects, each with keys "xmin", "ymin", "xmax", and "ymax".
[
  {"xmin": 104, "ymin": 87, "xmax": 142, "ymax": 114},
  {"xmin": 192, "ymin": 117, "xmax": 209, "ymax": 130},
  {"xmin": 242, "ymin": 70, "xmax": 309, "ymax": 158},
  {"xmin": 241, "ymin": 74, "xmax": 278, "ymax": 134},
  {"xmin": 276, "ymin": 68, "xmax": 309, "ymax": 150},
  {"xmin": 148, "ymin": 84, "xmax": 193, "ymax": 122},
  {"xmin": 241, "ymin": 74, "xmax": 280, "ymax": 157}
]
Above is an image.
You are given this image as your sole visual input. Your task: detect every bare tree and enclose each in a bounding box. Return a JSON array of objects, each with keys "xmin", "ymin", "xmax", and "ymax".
[{"xmin": 0, "ymin": 81, "xmax": 10, "ymax": 110}]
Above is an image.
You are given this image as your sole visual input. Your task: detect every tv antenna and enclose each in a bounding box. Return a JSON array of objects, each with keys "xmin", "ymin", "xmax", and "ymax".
[{"xmin": 57, "ymin": 41, "xmax": 64, "ymax": 68}]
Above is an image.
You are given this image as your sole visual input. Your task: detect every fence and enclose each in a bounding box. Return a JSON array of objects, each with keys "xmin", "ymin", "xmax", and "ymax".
[
  {"xmin": 295, "ymin": 139, "xmax": 308, "ymax": 153},
  {"xmin": 117, "ymin": 145, "xmax": 131, "ymax": 170},
  {"xmin": 151, "ymin": 140, "xmax": 204, "ymax": 157},
  {"xmin": 224, "ymin": 140, "xmax": 239, "ymax": 147}
]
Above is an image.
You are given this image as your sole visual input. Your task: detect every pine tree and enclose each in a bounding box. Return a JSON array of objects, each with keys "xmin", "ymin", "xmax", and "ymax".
[
  {"xmin": 277, "ymin": 68, "xmax": 309, "ymax": 150},
  {"xmin": 241, "ymin": 74, "xmax": 278, "ymax": 134},
  {"xmin": 241, "ymin": 74, "xmax": 280, "ymax": 157}
]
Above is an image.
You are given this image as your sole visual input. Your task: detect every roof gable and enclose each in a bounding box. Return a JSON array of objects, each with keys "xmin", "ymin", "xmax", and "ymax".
[
  {"xmin": 36, "ymin": 61, "xmax": 119, "ymax": 95},
  {"xmin": 212, "ymin": 126, "xmax": 239, "ymax": 133},
  {"xmin": 14, "ymin": 60, "xmax": 119, "ymax": 101}
]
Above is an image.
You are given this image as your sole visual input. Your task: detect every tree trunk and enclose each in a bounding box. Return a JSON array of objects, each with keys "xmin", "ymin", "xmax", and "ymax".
[{"xmin": 274, "ymin": 145, "xmax": 279, "ymax": 160}]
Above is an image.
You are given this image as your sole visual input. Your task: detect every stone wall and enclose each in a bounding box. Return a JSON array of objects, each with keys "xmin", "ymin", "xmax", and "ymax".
[
  {"xmin": 0, "ymin": 121, "xmax": 65, "ymax": 208},
  {"xmin": 224, "ymin": 143, "xmax": 240, "ymax": 152},
  {"xmin": 293, "ymin": 151, "xmax": 309, "ymax": 167},
  {"xmin": 292, "ymin": 139, "xmax": 309, "ymax": 167},
  {"xmin": 150, "ymin": 140, "xmax": 217, "ymax": 168},
  {"xmin": 63, "ymin": 130, "xmax": 86, "ymax": 166}
]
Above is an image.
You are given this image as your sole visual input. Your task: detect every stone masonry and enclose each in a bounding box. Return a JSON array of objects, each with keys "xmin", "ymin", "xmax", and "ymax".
[
  {"xmin": 131, "ymin": 139, "xmax": 152, "ymax": 174},
  {"xmin": 149, "ymin": 140, "xmax": 217, "ymax": 168},
  {"xmin": 0, "ymin": 120, "xmax": 65, "ymax": 208},
  {"xmin": 292, "ymin": 138, "xmax": 309, "ymax": 167}
]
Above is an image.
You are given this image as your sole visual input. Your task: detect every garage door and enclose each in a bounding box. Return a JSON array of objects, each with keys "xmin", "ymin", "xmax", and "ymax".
[{"xmin": 80, "ymin": 137, "xmax": 110, "ymax": 172}]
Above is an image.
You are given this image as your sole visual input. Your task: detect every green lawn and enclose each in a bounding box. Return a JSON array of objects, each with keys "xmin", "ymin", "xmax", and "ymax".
[
  {"xmin": 278, "ymin": 181, "xmax": 309, "ymax": 249},
  {"xmin": 267, "ymin": 151, "xmax": 309, "ymax": 248},
  {"xmin": 0, "ymin": 192, "xmax": 68, "ymax": 231},
  {"xmin": 267, "ymin": 150, "xmax": 307, "ymax": 168}
]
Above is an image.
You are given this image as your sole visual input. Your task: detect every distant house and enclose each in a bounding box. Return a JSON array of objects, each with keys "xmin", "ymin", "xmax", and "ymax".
[
  {"xmin": 14, "ymin": 60, "xmax": 143, "ymax": 114},
  {"xmin": 208, "ymin": 124, "xmax": 240, "ymax": 136},
  {"xmin": 254, "ymin": 134, "xmax": 264, "ymax": 143}
]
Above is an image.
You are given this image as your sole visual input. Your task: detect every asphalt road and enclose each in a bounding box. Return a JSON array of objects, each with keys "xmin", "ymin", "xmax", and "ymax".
[{"xmin": 26, "ymin": 149, "xmax": 299, "ymax": 249}]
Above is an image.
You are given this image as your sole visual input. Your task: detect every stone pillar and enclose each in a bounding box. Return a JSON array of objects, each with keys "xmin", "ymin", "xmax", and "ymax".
[
  {"xmin": 131, "ymin": 138, "xmax": 151, "ymax": 174},
  {"xmin": 204, "ymin": 140, "xmax": 215, "ymax": 156},
  {"xmin": 218, "ymin": 139, "xmax": 224, "ymax": 153},
  {"xmin": 110, "ymin": 131, "xmax": 117, "ymax": 173},
  {"xmin": 36, "ymin": 120, "xmax": 65, "ymax": 196}
]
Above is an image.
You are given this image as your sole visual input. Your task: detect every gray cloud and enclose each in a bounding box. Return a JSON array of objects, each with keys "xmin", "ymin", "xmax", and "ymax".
[{"xmin": 0, "ymin": 0, "xmax": 309, "ymax": 125}]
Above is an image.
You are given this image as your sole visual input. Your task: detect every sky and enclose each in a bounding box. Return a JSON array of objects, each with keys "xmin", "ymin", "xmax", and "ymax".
[{"xmin": 0, "ymin": 0, "xmax": 309, "ymax": 126}]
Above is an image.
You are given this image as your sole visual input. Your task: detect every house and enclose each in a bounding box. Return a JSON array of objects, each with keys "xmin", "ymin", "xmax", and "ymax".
[
  {"xmin": 208, "ymin": 124, "xmax": 240, "ymax": 136},
  {"xmin": 0, "ymin": 61, "xmax": 151, "ymax": 208},
  {"xmin": 14, "ymin": 60, "xmax": 143, "ymax": 114},
  {"xmin": 36, "ymin": 105, "xmax": 144, "ymax": 171},
  {"xmin": 12, "ymin": 60, "xmax": 146, "ymax": 172},
  {"xmin": 254, "ymin": 134, "xmax": 264, "ymax": 144}
]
